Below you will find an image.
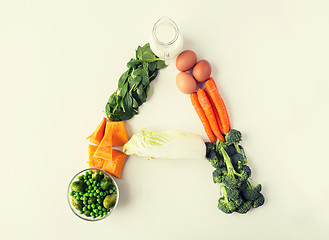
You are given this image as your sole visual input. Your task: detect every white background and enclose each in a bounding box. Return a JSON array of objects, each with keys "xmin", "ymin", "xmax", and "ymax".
[{"xmin": 1, "ymin": 0, "xmax": 329, "ymax": 239}]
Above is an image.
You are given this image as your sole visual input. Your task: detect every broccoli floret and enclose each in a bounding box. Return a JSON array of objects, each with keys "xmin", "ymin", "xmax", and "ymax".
[
  {"xmin": 236, "ymin": 201, "xmax": 252, "ymax": 214},
  {"xmin": 233, "ymin": 197, "xmax": 244, "ymax": 208},
  {"xmin": 220, "ymin": 147, "xmax": 249, "ymax": 189},
  {"xmin": 225, "ymin": 129, "xmax": 242, "ymax": 144},
  {"xmin": 253, "ymin": 193, "xmax": 265, "ymax": 208},
  {"xmin": 212, "ymin": 167, "xmax": 227, "ymax": 183},
  {"xmin": 239, "ymin": 165, "xmax": 251, "ymax": 180},
  {"xmin": 241, "ymin": 181, "xmax": 262, "ymax": 201},
  {"xmin": 231, "ymin": 153, "xmax": 246, "ymax": 170},
  {"xmin": 206, "ymin": 148, "xmax": 216, "ymax": 161},
  {"xmin": 206, "ymin": 150, "xmax": 225, "ymax": 168},
  {"xmin": 224, "ymin": 129, "xmax": 248, "ymax": 164},
  {"xmin": 211, "ymin": 158, "xmax": 225, "ymax": 168},
  {"xmin": 205, "ymin": 142, "xmax": 215, "ymax": 152},
  {"xmin": 217, "ymin": 184, "xmax": 238, "ymax": 214},
  {"xmin": 226, "ymin": 188, "xmax": 240, "ymax": 200},
  {"xmin": 224, "ymin": 144, "xmax": 237, "ymax": 157}
]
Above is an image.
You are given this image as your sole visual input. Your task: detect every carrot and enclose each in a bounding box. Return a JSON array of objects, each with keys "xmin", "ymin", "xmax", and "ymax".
[
  {"xmin": 190, "ymin": 92, "xmax": 216, "ymax": 142},
  {"xmin": 205, "ymin": 88, "xmax": 224, "ymax": 134},
  {"xmin": 197, "ymin": 89, "xmax": 225, "ymax": 142},
  {"xmin": 102, "ymin": 149, "xmax": 127, "ymax": 179},
  {"xmin": 205, "ymin": 78, "xmax": 231, "ymax": 134},
  {"xmin": 87, "ymin": 117, "xmax": 107, "ymax": 145}
]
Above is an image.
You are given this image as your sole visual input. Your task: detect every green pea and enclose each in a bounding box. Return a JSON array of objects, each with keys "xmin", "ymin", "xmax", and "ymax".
[
  {"xmin": 86, "ymin": 181, "xmax": 90, "ymax": 186},
  {"xmin": 98, "ymin": 206, "xmax": 102, "ymax": 210},
  {"xmin": 70, "ymin": 191, "xmax": 75, "ymax": 196},
  {"xmin": 80, "ymin": 210, "xmax": 83, "ymax": 214},
  {"xmin": 91, "ymin": 204, "xmax": 96, "ymax": 209},
  {"xmin": 109, "ymin": 190, "xmax": 113, "ymax": 194},
  {"xmin": 87, "ymin": 205, "xmax": 91, "ymax": 209},
  {"xmin": 88, "ymin": 170, "xmax": 93, "ymax": 175},
  {"xmin": 96, "ymin": 189, "xmax": 100, "ymax": 193},
  {"xmin": 112, "ymin": 186, "xmax": 116, "ymax": 190},
  {"xmin": 114, "ymin": 191, "xmax": 117, "ymax": 194},
  {"xmin": 90, "ymin": 212, "xmax": 94, "ymax": 216},
  {"xmin": 83, "ymin": 206, "xmax": 87, "ymax": 211}
]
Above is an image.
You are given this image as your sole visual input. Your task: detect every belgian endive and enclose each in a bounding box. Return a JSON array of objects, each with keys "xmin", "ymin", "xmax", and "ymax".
[{"xmin": 123, "ymin": 128, "xmax": 206, "ymax": 160}]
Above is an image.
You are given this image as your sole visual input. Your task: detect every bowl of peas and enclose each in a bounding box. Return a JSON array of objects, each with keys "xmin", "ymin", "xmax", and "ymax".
[{"xmin": 67, "ymin": 168, "xmax": 119, "ymax": 221}]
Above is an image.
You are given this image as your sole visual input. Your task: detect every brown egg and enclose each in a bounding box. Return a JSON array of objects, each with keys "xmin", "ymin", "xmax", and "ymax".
[
  {"xmin": 176, "ymin": 72, "xmax": 197, "ymax": 94},
  {"xmin": 192, "ymin": 60, "xmax": 212, "ymax": 82},
  {"xmin": 176, "ymin": 50, "xmax": 197, "ymax": 71}
]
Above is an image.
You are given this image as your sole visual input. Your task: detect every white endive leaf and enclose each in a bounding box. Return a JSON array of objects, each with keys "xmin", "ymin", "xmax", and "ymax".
[{"xmin": 123, "ymin": 128, "xmax": 206, "ymax": 160}]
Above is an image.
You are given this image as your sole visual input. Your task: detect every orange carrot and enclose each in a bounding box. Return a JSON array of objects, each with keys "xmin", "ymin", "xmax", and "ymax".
[
  {"xmin": 205, "ymin": 78, "xmax": 231, "ymax": 134},
  {"xmin": 190, "ymin": 92, "xmax": 216, "ymax": 142},
  {"xmin": 87, "ymin": 117, "xmax": 107, "ymax": 145},
  {"xmin": 205, "ymin": 88, "xmax": 224, "ymax": 134},
  {"xmin": 197, "ymin": 89, "xmax": 225, "ymax": 142}
]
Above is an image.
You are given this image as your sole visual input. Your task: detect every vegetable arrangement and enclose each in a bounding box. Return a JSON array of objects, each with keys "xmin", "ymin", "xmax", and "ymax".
[
  {"xmin": 70, "ymin": 37, "xmax": 265, "ymax": 220},
  {"xmin": 105, "ymin": 43, "xmax": 167, "ymax": 121},
  {"xmin": 206, "ymin": 129, "xmax": 265, "ymax": 214},
  {"xmin": 70, "ymin": 170, "xmax": 117, "ymax": 219}
]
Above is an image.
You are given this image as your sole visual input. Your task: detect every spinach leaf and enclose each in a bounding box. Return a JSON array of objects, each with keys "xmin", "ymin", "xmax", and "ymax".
[
  {"xmin": 118, "ymin": 82, "xmax": 128, "ymax": 98},
  {"xmin": 127, "ymin": 59, "xmax": 141, "ymax": 69},
  {"xmin": 156, "ymin": 60, "xmax": 167, "ymax": 70},
  {"xmin": 105, "ymin": 42, "xmax": 167, "ymax": 121},
  {"xmin": 149, "ymin": 62, "xmax": 156, "ymax": 71},
  {"xmin": 141, "ymin": 68, "xmax": 149, "ymax": 86},
  {"xmin": 129, "ymin": 75, "xmax": 142, "ymax": 87},
  {"xmin": 136, "ymin": 46, "xmax": 143, "ymax": 59},
  {"xmin": 145, "ymin": 85, "xmax": 151, "ymax": 98},
  {"xmin": 149, "ymin": 70, "xmax": 158, "ymax": 81},
  {"xmin": 131, "ymin": 67, "xmax": 142, "ymax": 79},
  {"xmin": 118, "ymin": 70, "xmax": 129, "ymax": 88}
]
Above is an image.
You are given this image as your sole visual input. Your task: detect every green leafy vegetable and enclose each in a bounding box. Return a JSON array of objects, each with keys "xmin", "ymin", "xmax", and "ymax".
[
  {"xmin": 106, "ymin": 43, "xmax": 167, "ymax": 121},
  {"xmin": 123, "ymin": 128, "xmax": 206, "ymax": 160}
]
